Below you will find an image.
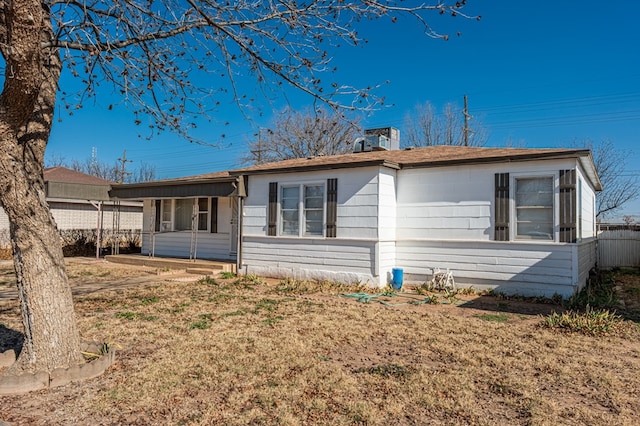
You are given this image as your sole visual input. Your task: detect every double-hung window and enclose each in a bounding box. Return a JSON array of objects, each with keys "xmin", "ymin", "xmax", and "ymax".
[
  {"xmin": 280, "ymin": 186, "xmax": 300, "ymax": 236},
  {"xmin": 174, "ymin": 199, "xmax": 193, "ymax": 231},
  {"xmin": 269, "ymin": 179, "xmax": 337, "ymax": 238},
  {"xmin": 515, "ymin": 177, "xmax": 553, "ymax": 240},
  {"xmin": 279, "ymin": 183, "xmax": 325, "ymax": 237},
  {"xmin": 157, "ymin": 197, "xmax": 213, "ymax": 232},
  {"xmin": 197, "ymin": 198, "xmax": 209, "ymax": 231},
  {"xmin": 160, "ymin": 199, "xmax": 172, "ymax": 232}
]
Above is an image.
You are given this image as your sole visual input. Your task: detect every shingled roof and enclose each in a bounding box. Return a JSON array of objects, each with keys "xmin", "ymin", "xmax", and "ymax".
[
  {"xmin": 44, "ymin": 166, "xmax": 113, "ymax": 185},
  {"xmin": 230, "ymin": 145, "xmax": 602, "ymax": 191},
  {"xmin": 44, "ymin": 167, "xmax": 112, "ymax": 201},
  {"xmin": 110, "ymin": 145, "xmax": 603, "ymax": 199}
]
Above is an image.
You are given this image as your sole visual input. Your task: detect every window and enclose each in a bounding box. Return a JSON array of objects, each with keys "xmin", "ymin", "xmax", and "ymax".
[
  {"xmin": 280, "ymin": 186, "xmax": 300, "ymax": 236},
  {"xmin": 174, "ymin": 199, "xmax": 193, "ymax": 231},
  {"xmin": 515, "ymin": 177, "xmax": 553, "ymax": 240},
  {"xmin": 269, "ymin": 180, "xmax": 337, "ymax": 238},
  {"xmin": 304, "ymin": 185, "xmax": 324, "ymax": 236},
  {"xmin": 197, "ymin": 198, "xmax": 209, "ymax": 231},
  {"xmin": 279, "ymin": 183, "xmax": 325, "ymax": 237},
  {"xmin": 160, "ymin": 199, "xmax": 172, "ymax": 232},
  {"xmin": 157, "ymin": 198, "xmax": 216, "ymax": 232}
]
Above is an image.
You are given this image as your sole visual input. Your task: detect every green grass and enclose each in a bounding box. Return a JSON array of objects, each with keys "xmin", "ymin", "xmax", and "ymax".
[
  {"xmin": 115, "ymin": 311, "xmax": 140, "ymax": 320},
  {"xmin": 567, "ymin": 270, "xmax": 618, "ymax": 310},
  {"xmin": 139, "ymin": 296, "xmax": 159, "ymax": 305},
  {"xmin": 354, "ymin": 364, "xmax": 413, "ymax": 379},
  {"xmin": 189, "ymin": 313, "xmax": 213, "ymax": 330}
]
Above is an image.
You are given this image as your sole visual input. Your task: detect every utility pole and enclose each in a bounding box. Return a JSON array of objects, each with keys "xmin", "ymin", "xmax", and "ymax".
[
  {"xmin": 463, "ymin": 95, "xmax": 470, "ymax": 147},
  {"xmin": 251, "ymin": 129, "xmax": 265, "ymax": 164},
  {"xmin": 117, "ymin": 149, "xmax": 132, "ymax": 183}
]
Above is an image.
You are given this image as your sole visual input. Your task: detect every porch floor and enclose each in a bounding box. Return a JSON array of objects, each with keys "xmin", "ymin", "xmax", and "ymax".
[{"xmin": 105, "ymin": 254, "xmax": 236, "ymax": 275}]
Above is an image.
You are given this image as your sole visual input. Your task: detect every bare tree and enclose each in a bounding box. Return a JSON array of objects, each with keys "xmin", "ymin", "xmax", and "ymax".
[
  {"xmin": 243, "ymin": 107, "xmax": 360, "ymax": 165},
  {"xmin": 0, "ymin": 1, "xmax": 476, "ymax": 375},
  {"xmin": 131, "ymin": 162, "xmax": 156, "ymax": 183},
  {"xmin": 47, "ymin": 157, "xmax": 156, "ymax": 183},
  {"xmin": 585, "ymin": 139, "xmax": 640, "ymax": 219},
  {"xmin": 403, "ymin": 101, "xmax": 487, "ymax": 147}
]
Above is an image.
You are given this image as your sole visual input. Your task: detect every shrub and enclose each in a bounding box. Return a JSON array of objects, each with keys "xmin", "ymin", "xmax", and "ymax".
[{"xmin": 542, "ymin": 308, "xmax": 626, "ymax": 336}]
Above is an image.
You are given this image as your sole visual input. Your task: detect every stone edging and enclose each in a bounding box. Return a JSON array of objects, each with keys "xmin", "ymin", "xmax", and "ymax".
[{"xmin": 0, "ymin": 343, "xmax": 115, "ymax": 395}]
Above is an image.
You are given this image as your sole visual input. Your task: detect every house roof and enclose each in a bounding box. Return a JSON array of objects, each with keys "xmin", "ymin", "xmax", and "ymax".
[
  {"xmin": 110, "ymin": 145, "xmax": 603, "ymax": 198},
  {"xmin": 44, "ymin": 167, "xmax": 113, "ymax": 186},
  {"xmin": 230, "ymin": 145, "xmax": 602, "ymax": 191},
  {"xmin": 43, "ymin": 167, "xmax": 113, "ymax": 201},
  {"xmin": 231, "ymin": 146, "xmax": 586, "ymax": 173}
]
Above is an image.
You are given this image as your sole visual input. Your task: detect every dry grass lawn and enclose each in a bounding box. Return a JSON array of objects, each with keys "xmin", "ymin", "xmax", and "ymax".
[{"xmin": 1, "ymin": 261, "xmax": 639, "ymax": 425}]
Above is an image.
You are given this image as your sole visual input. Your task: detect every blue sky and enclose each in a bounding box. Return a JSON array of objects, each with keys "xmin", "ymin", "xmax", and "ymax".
[{"xmin": 45, "ymin": 1, "xmax": 640, "ymax": 219}]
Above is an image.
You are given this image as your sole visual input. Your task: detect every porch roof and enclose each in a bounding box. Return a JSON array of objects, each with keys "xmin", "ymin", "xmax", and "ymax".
[
  {"xmin": 109, "ymin": 172, "xmax": 246, "ymax": 199},
  {"xmin": 44, "ymin": 167, "xmax": 113, "ymax": 201}
]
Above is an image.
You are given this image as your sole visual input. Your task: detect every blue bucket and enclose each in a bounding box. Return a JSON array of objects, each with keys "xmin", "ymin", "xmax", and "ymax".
[{"xmin": 391, "ymin": 268, "xmax": 404, "ymax": 290}]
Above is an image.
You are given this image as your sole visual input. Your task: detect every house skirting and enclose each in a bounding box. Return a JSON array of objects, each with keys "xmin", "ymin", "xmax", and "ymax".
[{"xmin": 241, "ymin": 236, "xmax": 597, "ymax": 298}]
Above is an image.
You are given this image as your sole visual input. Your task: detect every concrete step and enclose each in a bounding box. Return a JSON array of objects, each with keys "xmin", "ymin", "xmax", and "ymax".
[
  {"xmin": 105, "ymin": 254, "xmax": 235, "ymax": 273},
  {"xmin": 186, "ymin": 268, "xmax": 219, "ymax": 276}
]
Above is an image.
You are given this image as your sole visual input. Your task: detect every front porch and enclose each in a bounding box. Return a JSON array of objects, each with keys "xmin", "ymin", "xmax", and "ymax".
[{"xmin": 105, "ymin": 254, "xmax": 236, "ymax": 275}]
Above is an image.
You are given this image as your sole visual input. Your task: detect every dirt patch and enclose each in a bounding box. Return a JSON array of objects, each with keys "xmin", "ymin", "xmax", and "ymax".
[{"xmin": 616, "ymin": 270, "xmax": 640, "ymax": 320}]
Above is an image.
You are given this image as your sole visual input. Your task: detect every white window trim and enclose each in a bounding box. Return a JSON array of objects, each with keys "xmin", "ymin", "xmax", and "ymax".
[
  {"xmin": 278, "ymin": 181, "xmax": 327, "ymax": 238},
  {"xmin": 160, "ymin": 199, "xmax": 173, "ymax": 232},
  {"xmin": 196, "ymin": 197, "xmax": 210, "ymax": 232},
  {"xmin": 510, "ymin": 173, "xmax": 557, "ymax": 243},
  {"xmin": 158, "ymin": 197, "xmax": 211, "ymax": 232}
]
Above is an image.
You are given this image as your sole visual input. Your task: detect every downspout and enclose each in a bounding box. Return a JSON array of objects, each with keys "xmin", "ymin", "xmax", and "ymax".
[
  {"xmin": 236, "ymin": 195, "xmax": 243, "ymax": 275},
  {"xmin": 233, "ymin": 175, "xmax": 247, "ymax": 275}
]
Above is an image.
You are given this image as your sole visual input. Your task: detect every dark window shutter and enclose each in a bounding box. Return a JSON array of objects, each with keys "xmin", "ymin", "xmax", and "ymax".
[
  {"xmin": 326, "ymin": 178, "xmax": 338, "ymax": 238},
  {"xmin": 154, "ymin": 200, "xmax": 161, "ymax": 232},
  {"xmin": 268, "ymin": 182, "xmax": 278, "ymax": 236},
  {"xmin": 494, "ymin": 173, "xmax": 510, "ymax": 241},
  {"xmin": 559, "ymin": 169, "xmax": 577, "ymax": 243},
  {"xmin": 210, "ymin": 197, "xmax": 218, "ymax": 233}
]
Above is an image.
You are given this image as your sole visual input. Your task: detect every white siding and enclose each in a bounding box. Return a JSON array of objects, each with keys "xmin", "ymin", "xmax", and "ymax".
[
  {"xmin": 377, "ymin": 169, "xmax": 397, "ymax": 282},
  {"xmin": 576, "ymin": 166, "xmax": 597, "ymax": 239},
  {"xmin": 141, "ymin": 196, "xmax": 234, "ymax": 260},
  {"xmin": 397, "ymin": 165, "xmax": 493, "ymax": 240},
  {"xmin": 378, "ymin": 169, "xmax": 397, "ymax": 240},
  {"xmin": 396, "ymin": 240, "xmax": 578, "ymax": 297},
  {"xmin": 396, "ymin": 159, "xmax": 582, "ymax": 242},
  {"xmin": 0, "ymin": 200, "xmax": 142, "ymax": 232},
  {"xmin": 243, "ymin": 168, "xmax": 381, "ymax": 239},
  {"xmin": 241, "ymin": 167, "xmax": 385, "ymax": 286},
  {"xmin": 142, "ymin": 231, "xmax": 233, "ymax": 260},
  {"xmin": 241, "ymin": 236, "xmax": 379, "ymax": 286},
  {"xmin": 577, "ymin": 238, "xmax": 597, "ymax": 288},
  {"xmin": 378, "ymin": 240, "xmax": 396, "ymax": 285}
]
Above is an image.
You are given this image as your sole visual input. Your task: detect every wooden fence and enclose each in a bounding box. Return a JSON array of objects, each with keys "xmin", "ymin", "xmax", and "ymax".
[{"xmin": 597, "ymin": 225, "xmax": 640, "ymax": 269}]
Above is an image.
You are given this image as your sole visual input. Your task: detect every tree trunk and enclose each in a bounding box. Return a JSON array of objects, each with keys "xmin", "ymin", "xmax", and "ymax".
[{"xmin": 0, "ymin": 0, "xmax": 82, "ymax": 373}]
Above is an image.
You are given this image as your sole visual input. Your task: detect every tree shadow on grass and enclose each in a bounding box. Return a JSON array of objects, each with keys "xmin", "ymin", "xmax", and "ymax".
[
  {"xmin": 455, "ymin": 294, "xmax": 564, "ymax": 316},
  {"xmin": 0, "ymin": 324, "xmax": 23, "ymax": 356}
]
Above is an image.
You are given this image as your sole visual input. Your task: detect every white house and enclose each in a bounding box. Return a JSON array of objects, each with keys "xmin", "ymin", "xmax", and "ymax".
[{"xmin": 111, "ymin": 139, "xmax": 601, "ymax": 298}]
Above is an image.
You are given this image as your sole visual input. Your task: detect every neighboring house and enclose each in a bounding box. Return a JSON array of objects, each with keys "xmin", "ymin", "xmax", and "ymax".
[
  {"xmin": 0, "ymin": 167, "xmax": 143, "ymax": 249},
  {"xmin": 111, "ymin": 138, "xmax": 602, "ymax": 297}
]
